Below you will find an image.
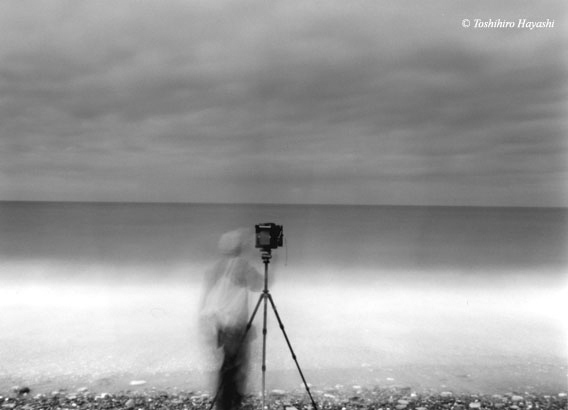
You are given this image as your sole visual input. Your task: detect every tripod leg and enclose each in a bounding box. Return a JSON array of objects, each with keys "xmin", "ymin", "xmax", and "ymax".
[
  {"xmin": 267, "ymin": 294, "xmax": 319, "ymax": 410},
  {"xmin": 208, "ymin": 293, "xmax": 265, "ymax": 410},
  {"xmin": 261, "ymin": 290, "xmax": 268, "ymax": 410}
]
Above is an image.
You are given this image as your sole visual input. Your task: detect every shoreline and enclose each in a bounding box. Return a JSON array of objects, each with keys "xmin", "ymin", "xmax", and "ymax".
[{"xmin": 2, "ymin": 362, "xmax": 567, "ymax": 397}]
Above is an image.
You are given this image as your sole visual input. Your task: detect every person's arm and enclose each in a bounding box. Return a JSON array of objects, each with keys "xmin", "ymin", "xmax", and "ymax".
[
  {"xmin": 235, "ymin": 258, "xmax": 263, "ymax": 291},
  {"xmin": 247, "ymin": 264, "xmax": 264, "ymax": 292}
]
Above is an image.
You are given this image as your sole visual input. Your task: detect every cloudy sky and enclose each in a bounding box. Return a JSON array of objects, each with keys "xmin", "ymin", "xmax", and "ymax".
[{"xmin": 0, "ymin": 0, "xmax": 566, "ymax": 206}]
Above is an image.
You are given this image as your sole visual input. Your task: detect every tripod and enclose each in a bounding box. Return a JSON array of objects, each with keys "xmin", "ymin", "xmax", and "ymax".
[{"xmin": 209, "ymin": 250, "xmax": 318, "ymax": 410}]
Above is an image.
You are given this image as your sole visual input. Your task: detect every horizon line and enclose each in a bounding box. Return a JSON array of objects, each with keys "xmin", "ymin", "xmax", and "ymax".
[{"xmin": 0, "ymin": 199, "xmax": 566, "ymax": 210}]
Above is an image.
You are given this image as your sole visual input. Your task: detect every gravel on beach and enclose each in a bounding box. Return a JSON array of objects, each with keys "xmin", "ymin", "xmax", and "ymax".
[{"xmin": 1, "ymin": 386, "xmax": 566, "ymax": 410}]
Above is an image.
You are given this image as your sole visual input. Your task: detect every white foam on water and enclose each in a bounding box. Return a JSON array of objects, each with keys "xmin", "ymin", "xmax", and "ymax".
[
  {"xmin": 0, "ymin": 261, "xmax": 566, "ymax": 384},
  {"xmin": 0, "ymin": 260, "xmax": 208, "ymax": 379},
  {"xmin": 269, "ymin": 267, "xmax": 568, "ymax": 368}
]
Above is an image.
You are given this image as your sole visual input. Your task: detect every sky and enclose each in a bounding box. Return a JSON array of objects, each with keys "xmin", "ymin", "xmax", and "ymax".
[{"xmin": 0, "ymin": 0, "xmax": 566, "ymax": 206}]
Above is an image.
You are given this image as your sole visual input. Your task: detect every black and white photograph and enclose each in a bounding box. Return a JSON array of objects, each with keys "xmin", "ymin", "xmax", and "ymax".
[{"xmin": 0, "ymin": 1, "xmax": 566, "ymax": 409}]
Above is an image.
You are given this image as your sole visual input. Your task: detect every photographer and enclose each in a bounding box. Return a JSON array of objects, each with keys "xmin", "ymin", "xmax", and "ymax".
[{"xmin": 199, "ymin": 228, "xmax": 263, "ymax": 410}]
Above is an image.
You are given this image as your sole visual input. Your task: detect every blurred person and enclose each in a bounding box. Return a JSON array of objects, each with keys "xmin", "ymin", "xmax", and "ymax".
[{"xmin": 199, "ymin": 228, "xmax": 264, "ymax": 410}]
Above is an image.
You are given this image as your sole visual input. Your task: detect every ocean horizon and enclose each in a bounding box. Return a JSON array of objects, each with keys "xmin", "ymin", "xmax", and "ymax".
[{"xmin": 1, "ymin": 201, "xmax": 566, "ymax": 393}]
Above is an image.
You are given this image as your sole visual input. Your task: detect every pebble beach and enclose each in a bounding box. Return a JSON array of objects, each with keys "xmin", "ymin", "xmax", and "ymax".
[{"xmin": 1, "ymin": 385, "xmax": 567, "ymax": 410}]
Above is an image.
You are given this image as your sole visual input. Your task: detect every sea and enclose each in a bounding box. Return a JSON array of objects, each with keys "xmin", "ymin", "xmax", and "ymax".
[{"xmin": 0, "ymin": 202, "xmax": 567, "ymax": 394}]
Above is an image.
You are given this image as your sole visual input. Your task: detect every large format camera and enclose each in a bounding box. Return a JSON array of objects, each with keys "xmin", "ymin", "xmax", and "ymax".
[{"xmin": 255, "ymin": 223, "xmax": 283, "ymax": 251}]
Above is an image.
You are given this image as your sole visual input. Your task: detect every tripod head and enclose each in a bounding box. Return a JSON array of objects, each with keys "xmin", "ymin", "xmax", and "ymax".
[{"xmin": 261, "ymin": 250, "xmax": 272, "ymax": 263}]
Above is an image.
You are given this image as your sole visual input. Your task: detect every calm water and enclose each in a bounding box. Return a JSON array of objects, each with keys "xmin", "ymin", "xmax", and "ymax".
[
  {"xmin": 2, "ymin": 201, "xmax": 567, "ymax": 269},
  {"xmin": 0, "ymin": 202, "xmax": 567, "ymax": 393}
]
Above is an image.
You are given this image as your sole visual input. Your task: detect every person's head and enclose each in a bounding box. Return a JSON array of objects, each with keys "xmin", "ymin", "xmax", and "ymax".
[{"xmin": 218, "ymin": 228, "xmax": 252, "ymax": 256}]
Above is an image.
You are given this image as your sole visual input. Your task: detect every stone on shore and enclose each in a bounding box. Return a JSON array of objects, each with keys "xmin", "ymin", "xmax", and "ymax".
[{"xmin": 11, "ymin": 387, "xmax": 30, "ymax": 396}]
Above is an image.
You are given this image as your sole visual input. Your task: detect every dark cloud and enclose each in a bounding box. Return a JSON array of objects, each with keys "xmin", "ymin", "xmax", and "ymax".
[{"xmin": 0, "ymin": 0, "xmax": 566, "ymax": 205}]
